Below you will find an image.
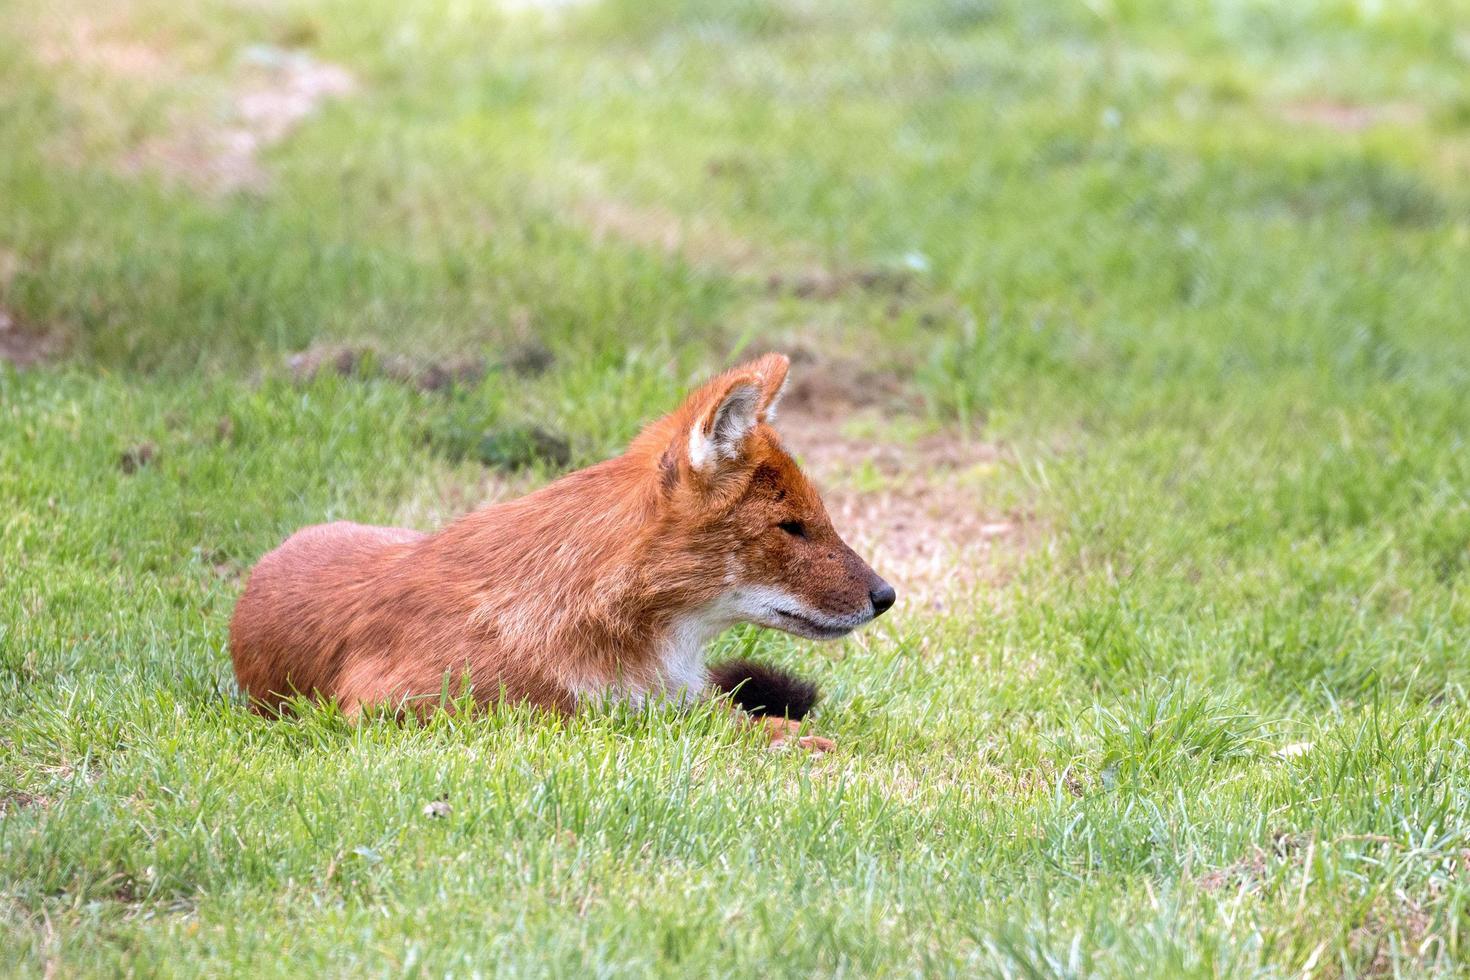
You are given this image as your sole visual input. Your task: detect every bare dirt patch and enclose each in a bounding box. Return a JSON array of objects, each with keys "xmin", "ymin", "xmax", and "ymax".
[
  {"xmin": 774, "ymin": 352, "xmax": 1031, "ymax": 613},
  {"xmin": 0, "ymin": 307, "xmax": 63, "ymax": 368},
  {"xmin": 118, "ymin": 441, "xmax": 158, "ymax": 474},
  {"xmin": 1345, "ymin": 846, "xmax": 1470, "ymax": 975},
  {"xmin": 119, "ymin": 45, "xmax": 356, "ymax": 193},
  {"xmin": 0, "ymin": 790, "xmax": 51, "ymax": 815},
  {"xmin": 1279, "ymin": 101, "xmax": 1425, "ymax": 133},
  {"xmin": 1350, "ymin": 896, "xmax": 1437, "ymax": 976},
  {"xmin": 1196, "ymin": 833, "xmax": 1306, "ymax": 895},
  {"xmin": 284, "ymin": 340, "xmax": 553, "ymax": 392},
  {"xmin": 764, "ymin": 267, "xmax": 916, "ymax": 301},
  {"xmin": 1196, "ymin": 848, "xmax": 1269, "ymax": 894},
  {"xmin": 286, "ymin": 343, "xmax": 487, "ymax": 392}
]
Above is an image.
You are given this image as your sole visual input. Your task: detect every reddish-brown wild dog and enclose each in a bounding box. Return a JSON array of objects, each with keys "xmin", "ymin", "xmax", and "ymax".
[{"xmin": 229, "ymin": 353, "xmax": 895, "ymax": 749}]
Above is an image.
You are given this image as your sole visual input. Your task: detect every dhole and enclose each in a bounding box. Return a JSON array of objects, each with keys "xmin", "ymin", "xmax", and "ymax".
[{"xmin": 229, "ymin": 353, "xmax": 895, "ymax": 748}]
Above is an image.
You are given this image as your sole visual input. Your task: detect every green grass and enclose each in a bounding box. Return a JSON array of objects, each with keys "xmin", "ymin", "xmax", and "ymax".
[{"xmin": 4, "ymin": 0, "xmax": 1470, "ymax": 975}]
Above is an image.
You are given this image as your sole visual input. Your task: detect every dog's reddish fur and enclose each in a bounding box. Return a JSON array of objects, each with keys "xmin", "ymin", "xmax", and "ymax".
[{"xmin": 229, "ymin": 354, "xmax": 892, "ymax": 745}]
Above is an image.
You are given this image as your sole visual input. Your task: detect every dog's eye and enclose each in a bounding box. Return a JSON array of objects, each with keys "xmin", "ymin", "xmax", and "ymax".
[{"xmin": 778, "ymin": 520, "xmax": 806, "ymax": 539}]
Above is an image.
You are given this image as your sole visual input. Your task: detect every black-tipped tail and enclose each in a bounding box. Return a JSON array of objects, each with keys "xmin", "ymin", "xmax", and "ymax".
[{"xmin": 707, "ymin": 659, "xmax": 820, "ymax": 720}]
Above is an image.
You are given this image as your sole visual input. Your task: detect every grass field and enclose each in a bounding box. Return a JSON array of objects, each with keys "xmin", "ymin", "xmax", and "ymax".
[{"xmin": 4, "ymin": 0, "xmax": 1470, "ymax": 975}]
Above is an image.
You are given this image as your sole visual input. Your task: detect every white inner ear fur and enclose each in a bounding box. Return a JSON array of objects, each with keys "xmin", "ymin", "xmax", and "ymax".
[{"xmin": 689, "ymin": 382, "xmax": 760, "ymax": 471}]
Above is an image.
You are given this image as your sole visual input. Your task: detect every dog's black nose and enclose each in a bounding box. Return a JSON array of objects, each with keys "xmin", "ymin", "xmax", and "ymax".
[{"xmin": 870, "ymin": 582, "xmax": 896, "ymax": 616}]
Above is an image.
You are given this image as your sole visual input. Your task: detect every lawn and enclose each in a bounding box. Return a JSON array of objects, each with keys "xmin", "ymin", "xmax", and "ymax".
[{"xmin": 4, "ymin": 0, "xmax": 1470, "ymax": 975}]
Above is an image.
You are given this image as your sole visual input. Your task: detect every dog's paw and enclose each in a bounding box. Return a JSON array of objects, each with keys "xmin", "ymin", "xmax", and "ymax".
[
  {"xmin": 767, "ymin": 733, "xmax": 836, "ymax": 755},
  {"xmin": 763, "ymin": 717, "xmax": 835, "ymax": 754},
  {"xmin": 793, "ymin": 734, "xmax": 835, "ymax": 754}
]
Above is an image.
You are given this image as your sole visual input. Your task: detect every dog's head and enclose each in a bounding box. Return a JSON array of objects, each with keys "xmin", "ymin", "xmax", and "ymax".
[{"xmin": 633, "ymin": 353, "xmax": 894, "ymax": 638}]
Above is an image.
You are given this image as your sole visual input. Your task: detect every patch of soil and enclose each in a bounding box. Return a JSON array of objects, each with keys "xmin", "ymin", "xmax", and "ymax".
[
  {"xmin": 773, "ymin": 352, "xmax": 1031, "ymax": 612},
  {"xmin": 118, "ymin": 44, "xmax": 355, "ymax": 193},
  {"xmin": 778, "ymin": 349, "xmax": 911, "ymax": 414},
  {"xmin": 119, "ymin": 441, "xmax": 157, "ymax": 474},
  {"xmin": 0, "ymin": 307, "xmax": 62, "ymax": 368},
  {"xmin": 286, "ymin": 340, "xmax": 553, "ymax": 391},
  {"xmin": 1350, "ymin": 897, "xmax": 1436, "ymax": 976},
  {"xmin": 286, "ymin": 344, "xmax": 487, "ymax": 392},
  {"xmin": 765, "ymin": 267, "xmax": 916, "ymax": 301},
  {"xmin": 1196, "ymin": 832, "xmax": 1306, "ymax": 894},
  {"xmin": 0, "ymin": 790, "xmax": 49, "ymax": 815},
  {"xmin": 501, "ymin": 339, "xmax": 555, "ymax": 377},
  {"xmin": 234, "ymin": 46, "xmax": 354, "ymax": 142},
  {"xmin": 0, "ymin": 248, "xmax": 22, "ymax": 287},
  {"xmin": 1279, "ymin": 101, "xmax": 1424, "ymax": 133},
  {"xmin": 1197, "ymin": 848, "xmax": 1269, "ymax": 894}
]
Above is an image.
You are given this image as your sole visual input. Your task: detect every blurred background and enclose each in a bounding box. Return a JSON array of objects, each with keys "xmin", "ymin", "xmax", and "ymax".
[
  {"xmin": 6, "ymin": 0, "xmax": 1467, "ymax": 609},
  {"xmin": 4, "ymin": 0, "xmax": 1470, "ymax": 974}
]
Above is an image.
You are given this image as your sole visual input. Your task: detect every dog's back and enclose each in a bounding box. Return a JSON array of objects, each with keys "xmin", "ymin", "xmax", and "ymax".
[{"xmin": 229, "ymin": 521, "xmax": 426, "ymax": 712}]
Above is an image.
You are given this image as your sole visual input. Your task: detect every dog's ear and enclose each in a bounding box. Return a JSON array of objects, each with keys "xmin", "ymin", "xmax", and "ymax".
[
  {"xmin": 745, "ymin": 352, "xmax": 789, "ymax": 422},
  {"xmin": 636, "ymin": 353, "xmax": 794, "ymax": 486},
  {"xmin": 688, "ymin": 375, "xmax": 762, "ymax": 472},
  {"xmin": 684, "ymin": 353, "xmax": 789, "ymax": 471}
]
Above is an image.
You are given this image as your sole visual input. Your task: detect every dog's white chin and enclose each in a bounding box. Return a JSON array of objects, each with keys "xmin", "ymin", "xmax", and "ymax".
[
  {"xmin": 716, "ymin": 584, "xmax": 871, "ymax": 641},
  {"xmin": 763, "ymin": 607, "xmax": 861, "ymax": 640}
]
